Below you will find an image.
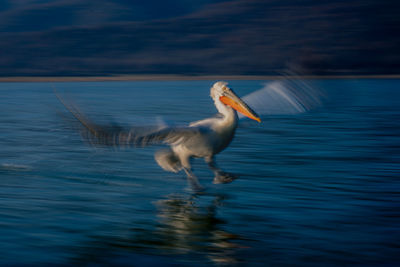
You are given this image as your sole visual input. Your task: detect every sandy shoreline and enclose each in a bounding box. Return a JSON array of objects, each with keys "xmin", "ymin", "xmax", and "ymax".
[{"xmin": 0, "ymin": 74, "xmax": 399, "ymax": 82}]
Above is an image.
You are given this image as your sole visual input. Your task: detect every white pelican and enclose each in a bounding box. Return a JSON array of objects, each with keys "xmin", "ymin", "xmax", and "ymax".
[{"xmin": 57, "ymin": 79, "xmax": 321, "ymax": 190}]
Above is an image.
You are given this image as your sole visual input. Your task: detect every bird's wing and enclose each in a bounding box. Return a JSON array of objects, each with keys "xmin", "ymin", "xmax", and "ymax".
[
  {"xmin": 118, "ymin": 125, "xmax": 205, "ymax": 148},
  {"xmin": 239, "ymin": 78, "xmax": 323, "ymax": 119},
  {"xmin": 56, "ymin": 90, "xmax": 204, "ymax": 148}
]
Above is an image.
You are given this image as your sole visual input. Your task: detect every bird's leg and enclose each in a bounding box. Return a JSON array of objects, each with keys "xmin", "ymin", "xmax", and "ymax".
[
  {"xmin": 180, "ymin": 156, "xmax": 204, "ymax": 191},
  {"xmin": 205, "ymin": 157, "xmax": 237, "ymax": 184},
  {"xmin": 183, "ymin": 167, "xmax": 204, "ymax": 191}
]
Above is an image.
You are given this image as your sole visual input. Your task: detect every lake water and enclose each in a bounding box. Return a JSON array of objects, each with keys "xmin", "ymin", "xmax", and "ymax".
[{"xmin": 0, "ymin": 79, "xmax": 399, "ymax": 266}]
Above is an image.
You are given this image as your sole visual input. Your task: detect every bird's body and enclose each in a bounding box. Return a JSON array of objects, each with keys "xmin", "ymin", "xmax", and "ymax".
[
  {"xmin": 187, "ymin": 101, "xmax": 238, "ymax": 157},
  {"xmin": 154, "ymin": 91, "xmax": 242, "ymax": 189}
]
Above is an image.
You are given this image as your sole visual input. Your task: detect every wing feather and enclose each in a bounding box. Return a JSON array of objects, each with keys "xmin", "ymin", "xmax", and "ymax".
[
  {"xmin": 240, "ymin": 77, "xmax": 323, "ymax": 118},
  {"xmin": 55, "ymin": 90, "xmax": 201, "ymax": 148}
]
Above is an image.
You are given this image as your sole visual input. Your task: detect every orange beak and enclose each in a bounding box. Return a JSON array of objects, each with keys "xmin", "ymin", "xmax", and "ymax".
[{"xmin": 220, "ymin": 91, "xmax": 261, "ymax": 122}]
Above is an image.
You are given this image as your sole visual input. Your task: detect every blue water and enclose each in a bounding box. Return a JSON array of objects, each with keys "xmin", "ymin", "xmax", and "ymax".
[{"xmin": 0, "ymin": 80, "xmax": 399, "ymax": 266}]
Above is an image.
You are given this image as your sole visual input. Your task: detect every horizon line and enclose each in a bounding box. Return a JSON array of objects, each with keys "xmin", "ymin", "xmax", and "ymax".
[{"xmin": 1, "ymin": 74, "xmax": 400, "ymax": 82}]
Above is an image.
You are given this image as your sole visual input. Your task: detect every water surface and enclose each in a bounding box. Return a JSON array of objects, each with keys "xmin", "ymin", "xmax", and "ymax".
[{"xmin": 0, "ymin": 80, "xmax": 399, "ymax": 266}]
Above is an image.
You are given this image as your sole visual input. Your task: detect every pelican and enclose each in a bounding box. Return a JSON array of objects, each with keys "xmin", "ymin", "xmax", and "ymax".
[{"xmin": 57, "ymin": 79, "xmax": 321, "ymax": 190}]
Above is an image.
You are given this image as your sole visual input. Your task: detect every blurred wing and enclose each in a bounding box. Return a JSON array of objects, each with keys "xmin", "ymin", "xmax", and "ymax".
[
  {"xmin": 55, "ymin": 90, "xmax": 202, "ymax": 148},
  {"xmin": 239, "ymin": 78, "xmax": 323, "ymax": 118},
  {"xmin": 81, "ymin": 123, "xmax": 203, "ymax": 148}
]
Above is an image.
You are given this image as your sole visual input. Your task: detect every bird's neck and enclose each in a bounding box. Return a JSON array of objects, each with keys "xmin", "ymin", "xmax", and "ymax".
[
  {"xmin": 214, "ymin": 98, "xmax": 238, "ymax": 129},
  {"xmin": 211, "ymin": 98, "xmax": 238, "ymax": 153}
]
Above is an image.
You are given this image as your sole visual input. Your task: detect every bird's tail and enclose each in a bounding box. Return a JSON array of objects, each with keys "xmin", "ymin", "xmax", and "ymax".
[{"xmin": 154, "ymin": 148, "xmax": 182, "ymax": 173}]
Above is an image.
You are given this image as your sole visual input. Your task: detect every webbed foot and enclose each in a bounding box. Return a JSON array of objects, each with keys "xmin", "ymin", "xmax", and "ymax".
[{"xmin": 213, "ymin": 172, "xmax": 238, "ymax": 184}]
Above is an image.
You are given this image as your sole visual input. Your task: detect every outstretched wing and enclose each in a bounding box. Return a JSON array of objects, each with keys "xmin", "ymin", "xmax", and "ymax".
[
  {"xmin": 55, "ymin": 90, "xmax": 202, "ymax": 148},
  {"xmin": 239, "ymin": 78, "xmax": 323, "ymax": 118}
]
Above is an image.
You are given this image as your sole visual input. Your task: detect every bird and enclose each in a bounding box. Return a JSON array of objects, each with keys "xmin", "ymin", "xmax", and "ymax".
[{"xmin": 56, "ymin": 79, "xmax": 322, "ymax": 190}]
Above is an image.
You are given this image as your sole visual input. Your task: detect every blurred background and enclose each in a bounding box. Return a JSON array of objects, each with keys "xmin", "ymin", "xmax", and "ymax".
[
  {"xmin": 0, "ymin": 1, "xmax": 399, "ymax": 266},
  {"xmin": 0, "ymin": 0, "xmax": 399, "ymax": 77}
]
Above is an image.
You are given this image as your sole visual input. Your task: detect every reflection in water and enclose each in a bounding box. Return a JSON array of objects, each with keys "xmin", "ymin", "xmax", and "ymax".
[
  {"xmin": 153, "ymin": 193, "xmax": 244, "ymax": 264},
  {"xmin": 70, "ymin": 193, "xmax": 245, "ymax": 265}
]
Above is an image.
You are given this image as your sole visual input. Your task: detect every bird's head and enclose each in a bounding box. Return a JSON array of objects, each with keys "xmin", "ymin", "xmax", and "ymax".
[{"xmin": 210, "ymin": 81, "xmax": 261, "ymax": 122}]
